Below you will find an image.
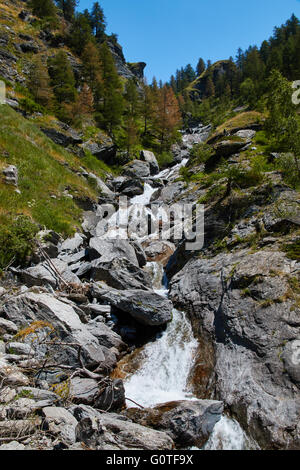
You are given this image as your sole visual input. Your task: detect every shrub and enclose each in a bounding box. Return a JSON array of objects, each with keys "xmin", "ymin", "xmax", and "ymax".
[
  {"xmin": 19, "ymin": 97, "xmax": 44, "ymax": 115},
  {"xmin": 157, "ymin": 151, "xmax": 174, "ymax": 169},
  {"xmin": 283, "ymin": 240, "xmax": 300, "ymax": 261},
  {"xmin": 0, "ymin": 215, "xmax": 38, "ymax": 269},
  {"xmin": 276, "ymin": 153, "xmax": 300, "ymax": 189},
  {"xmin": 189, "ymin": 143, "xmax": 214, "ymax": 164}
]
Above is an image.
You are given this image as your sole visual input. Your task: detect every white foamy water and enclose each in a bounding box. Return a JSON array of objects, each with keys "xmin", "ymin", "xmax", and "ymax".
[
  {"xmin": 110, "ymin": 147, "xmax": 256, "ymax": 449},
  {"xmin": 130, "ymin": 183, "xmax": 157, "ymax": 205},
  {"xmin": 203, "ymin": 416, "xmax": 258, "ymax": 450},
  {"xmin": 125, "ymin": 305, "xmax": 198, "ymax": 408},
  {"xmin": 124, "ymin": 260, "xmax": 257, "ymax": 449},
  {"xmin": 153, "ymin": 158, "xmax": 189, "ymax": 181}
]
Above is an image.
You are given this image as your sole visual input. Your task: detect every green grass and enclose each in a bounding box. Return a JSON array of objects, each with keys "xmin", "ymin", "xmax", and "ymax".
[
  {"xmin": 283, "ymin": 239, "xmax": 300, "ymax": 261},
  {"xmin": 0, "ymin": 105, "xmax": 104, "ymax": 237}
]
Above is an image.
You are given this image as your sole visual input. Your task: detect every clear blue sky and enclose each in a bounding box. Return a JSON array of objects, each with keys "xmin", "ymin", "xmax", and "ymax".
[{"xmin": 79, "ymin": 0, "xmax": 300, "ymax": 82}]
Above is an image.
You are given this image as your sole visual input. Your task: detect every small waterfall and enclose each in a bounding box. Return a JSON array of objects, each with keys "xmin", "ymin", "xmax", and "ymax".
[
  {"xmin": 153, "ymin": 157, "xmax": 189, "ymax": 181},
  {"xmin": 130, "ymin": 183, "xmax": 157, "ymax": 205},
  {"xmin": 124, "ymin": 303, "xmax": 198, "ymax": 408},
  {"xmin": 203, "ymin": 416, "xmax": 259, "ymax": 450}
]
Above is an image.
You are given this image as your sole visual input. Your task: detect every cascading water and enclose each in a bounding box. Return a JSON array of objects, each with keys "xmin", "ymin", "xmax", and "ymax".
[
  {"xmin": 203, "ymin": 416, "xmax": 259, "ymax": 450},
  {"xmin": 123, "ymin": 261, "xmax": 254, "ymax": 449},
  {"xmin": 120, "ymin": 154, "xmax": 256, "ymax": 450},
  {"xmin": 102, "ymin": 132, "xmax": 255, "ymax": 449},
  {"xmin": 124, "ymin": 280, "xmax": 198, "ymax": 408}
]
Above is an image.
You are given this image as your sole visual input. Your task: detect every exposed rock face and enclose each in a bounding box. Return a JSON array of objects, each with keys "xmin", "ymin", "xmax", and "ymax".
[
  {"xmin": 127, "ymin": 62, "xmax": 147, "ymax": 80},
  {"xmin": 107, "ymin": 41, "xmax": 146, "ymax": 81},
  {"xmin": 143, "ymin": 240, "xmax": 176, "ymax": 266},
  {"xmin": 41, "ymin": 127, "xmax": 83, "ymax": 147},
  {"xmin": 124, "ymin": 399, "xmax": 224, "ymax": 448},
  {"xmin": 153, "ymin": 181, "xmax": 186, "ymax": 204},
  {"xmin": 169, "ymin": 249, "xmax": 300, "ymax": 449},
  {"xmin": 42, "ymin": 407, "xmax": 77, "ymax": 445},
  {"xmin": 81, "ymin": 140, "xmax": 117, "ymax": 163},
  {"xmin": 89, "ymin": 238, "xmax": 139, "ymax": 267},
  {"xmin": 115, "ymin": 178, "xmax": 144, "ymax": 197}
]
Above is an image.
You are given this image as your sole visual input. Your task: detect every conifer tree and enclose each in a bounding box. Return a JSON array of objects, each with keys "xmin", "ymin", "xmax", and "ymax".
[
  {"xmin": 124, "ymin": 78, "xmax": 139, "ymax": 118},
  {"xmin": 48, "ymin": 50, "xmax": 76, "ymax": 104},
  {"xmin": 156, "ymin": 85, "xmax": 181, "ymax": 149},
  {"xmin": 55, "ymin": 0, "xmax": 77, "ymax": 22},
  {"xmin": 68, "ymin": 13, "xmax": 94, "ymax": 56},
  {"xmin": 90, "ymin": 2, "xmax": 106, "ymax": 42},
  {"xmin": 81, "ymin": 41, "xmax": 103, "ymax": 103},
  {"xmin": 66, "ymin": 83, "xmax": 94, "ymax": 126},
  {"xmin": 30, "ymin": 0, "xmax": 57, "ymax": 19},
  {"xmin": 140, "ymin": 79, "xmax": 156, "ymax": 135},
  {"xmin": 205, "ymin": 76, "xmax": 215, "ymax": 98},
  {"xmin": 196, "ymin": 58, "xmax": 206, "ymax": 76},
  {"xmin": 97, "ymin": 42, "xmax": 124, "ymax": 134},
  {"xmin": 28, "ymin": 56, "xmax": 54, "ymax": 108}
]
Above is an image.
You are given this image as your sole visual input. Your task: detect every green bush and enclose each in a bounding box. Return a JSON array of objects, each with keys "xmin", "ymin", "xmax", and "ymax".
[
  {"xmin": 284, "ymin": 240, "xmax": 300, "ymax": 261},
  {"xmin": 19, "ymin": 97, "xmax": 45, "ymax": 115},
  {"xmin": 189, "ymin": 143, "xmax": 214, "ymax": 164},
  {"xmin": 0, "ymin": 216, "xmax": 39, "ymax": 269},
  {"xmin": 157, "ymin": 151, "xmax": 174, "ymax": 169},
  {"xmin": 276, "ymin": 153, "xmax": 300, "ymax": 189}
]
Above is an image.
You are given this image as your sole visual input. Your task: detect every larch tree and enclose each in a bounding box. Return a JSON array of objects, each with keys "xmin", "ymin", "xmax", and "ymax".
[
  {"xmin": 81, "ymin": 41, "xmax": 103, "ymax": 104},
  {"xmin": 68, "ymin": 13, "xmax": 94, "ymax": 56},
  {"xmin": 205, "ymin": 76, "xmax": 215, "ymax": 98},
  {"xmin": 28, "ymin": 56, "xmax": 54, "ymax": 108},
  {"xmin": 156, "ymin": 85, "xmax": 181, "ymax": 149}
]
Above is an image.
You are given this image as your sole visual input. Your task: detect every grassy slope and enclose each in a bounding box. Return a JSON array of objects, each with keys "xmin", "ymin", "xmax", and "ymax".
[{"xmin": 0, "ymin": 105, "xmax": 102, "ymax": 236}]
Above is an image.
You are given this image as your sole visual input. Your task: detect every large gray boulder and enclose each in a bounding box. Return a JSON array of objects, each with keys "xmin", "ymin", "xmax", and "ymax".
[
  {"xmin": 70, "ymin": 377, "xmax": 125, "ymax": 411},
  {"xmin": 59, "ymin": 233, "xmax": 84, "ymax": 253},
  {"xmin": 81, "ymin": 141, "xmax": 117, "ymax": 163},
  {"xmin": 17, "ymin": 259, "xmax": 81, "ymax": 289},
  {"xmin": 42, "ymin": 407, "xmax": 77, "ymax": 445},
  {"xmin": 125, "ymin": 399, "xmax": 224, "ymax": 448},
  {"xmin": 41, "ymin": 127, "xmax": 82, "ymax": 147},
  {"xmin": 122, "ymin": 160, "xmax": 151, "ymax": 179},
  {"xmin": 89, "ymin": 238, "xmax": 139, "ymax": 267},
  {"xmin": 87, "ymin": 173, "xmax": 114, "ymax": 197},
  {"xmin": 169, "ymin": 249, "xmax": 300, "ymax": 449},
  {"xmin": 143, "ymin": 241, "xmax": 176, "ymax": 266},
  {"xmin": 2, "ymin": 292, "xmax": 106, "ymax": 368},
  {"xmin": 153, "ymin": 181, "xmax": 186, "ymax": 204},
  {"xmin": 86, "ymin": 319, "xmax": 126, "ymax": 351},
  {"xmin": 72, "ymin": 405, "xmax": 174, "ymax": 450},
  {"xmin": 140, "ymin": 150, "xmax": 159, "ymax": 175},
  {"xmin": 91, "ymin": 284, "xmax": 172, "ymax": 326},
  {"xmin": 213, "ymin": 138, "xmax": 249, "ymax": 157},
  {"xmin": 90, "ymin": 257, "xmax": 152, "ymax": 290}
]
